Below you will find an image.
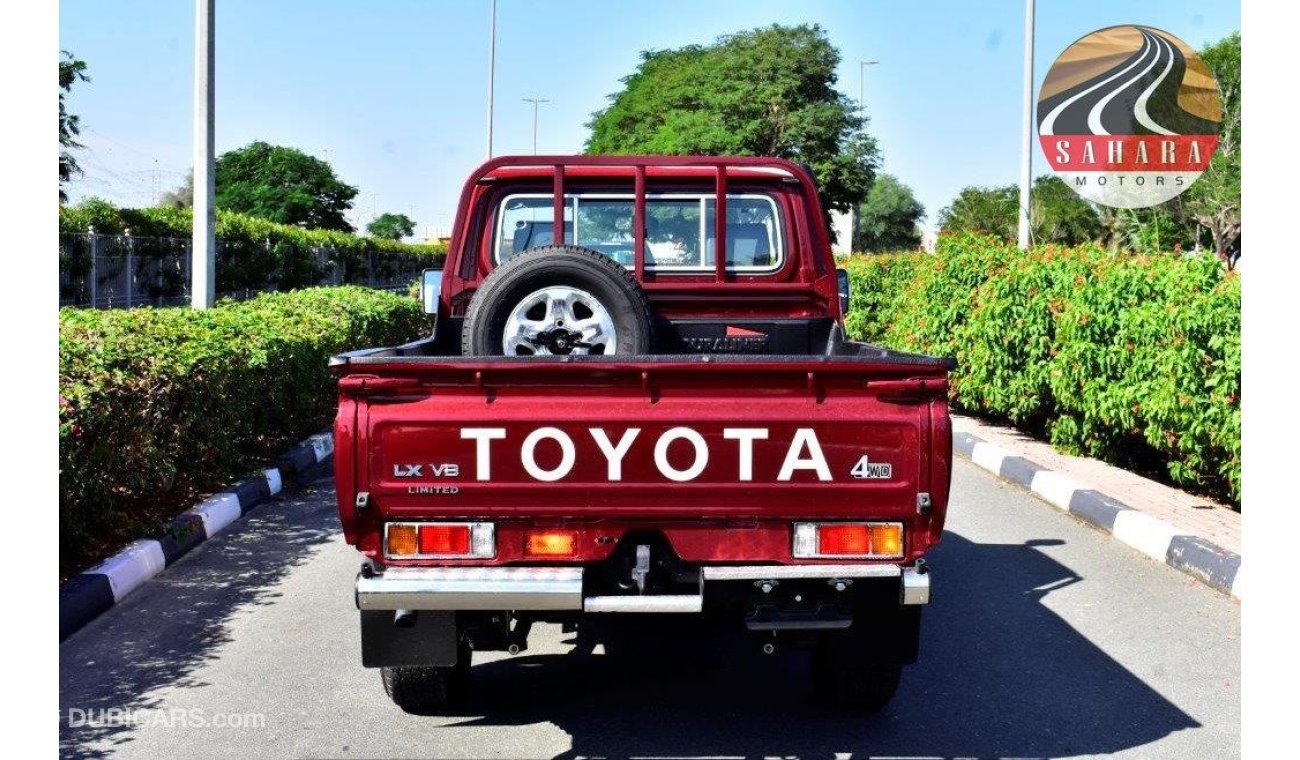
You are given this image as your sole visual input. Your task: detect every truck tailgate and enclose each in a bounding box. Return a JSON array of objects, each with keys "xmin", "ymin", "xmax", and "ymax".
[{"xmin": 335, "ymin": 358, "xmax": 952, "ymax": 553}]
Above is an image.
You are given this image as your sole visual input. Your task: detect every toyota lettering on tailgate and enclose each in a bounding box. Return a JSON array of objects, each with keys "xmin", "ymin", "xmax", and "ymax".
[{"xmin": 385, "ymin": 426, "xmax": 896, "ymax": 484}]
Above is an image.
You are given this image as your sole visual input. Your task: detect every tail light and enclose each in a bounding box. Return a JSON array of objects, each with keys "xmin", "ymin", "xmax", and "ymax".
[
  {"xmin": 525, "ymin": 529, "xmax": 578, "ymax": 557},
  {"xmin": 792, "ymin": 522, "xmax": 903, "ymax": 559},
  {"xmin": 419, "ymin": 524, "xmax": 470, "ymax": 555},
  {"xmin": 384, "ymin": 522, "xmax": 495, "ymax": 559}
]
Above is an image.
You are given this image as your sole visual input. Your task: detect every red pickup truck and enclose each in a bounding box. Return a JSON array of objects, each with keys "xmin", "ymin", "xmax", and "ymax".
[{"xmin": 331, "ymin": 155, "xmax": 954, "ymax": 714}]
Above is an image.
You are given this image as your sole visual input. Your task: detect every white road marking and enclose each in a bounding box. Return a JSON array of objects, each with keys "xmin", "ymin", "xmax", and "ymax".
[
  {"xmin": 1028, "ymin": 470, "xmax": 1082, "ymax": 511},
  {"xmin": 189, "ymin": 492, "xmax": 242, "ymax": 538},
  {"xmin": 90, "ymin": 539, "xmax": 167, "ymax": 602},
  {"xmin": 264, "ymin": 467, "xmax": 283, "ymax": 496},
  {"xmin": 309, "ymin": 433, "xmax": 334, "ymax": 462},
  {"xmin": 1111, "ymin": 510, "xmax": 1181, "ymax": 562},
  {"xmin": 970, "ymin": 442, "xmax": 1010, "ymax": 474}
]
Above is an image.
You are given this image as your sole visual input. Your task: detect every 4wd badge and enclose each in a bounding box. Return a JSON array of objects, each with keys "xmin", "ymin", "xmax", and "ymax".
[{"xmin": 850, "ymin": 455, "xmax": 892, "ymax": 480}]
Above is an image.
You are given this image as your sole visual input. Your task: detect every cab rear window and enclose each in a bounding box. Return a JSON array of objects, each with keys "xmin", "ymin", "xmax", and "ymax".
[{"xmin": 494, "ymin": 193, "xmax": 784, "ymax": 273}]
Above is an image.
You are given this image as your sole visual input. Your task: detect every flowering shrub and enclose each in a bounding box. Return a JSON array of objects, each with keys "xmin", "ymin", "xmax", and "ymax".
[{"xmin": 842, "ymin": 233, "xmax": 1240, "ymax": 503}]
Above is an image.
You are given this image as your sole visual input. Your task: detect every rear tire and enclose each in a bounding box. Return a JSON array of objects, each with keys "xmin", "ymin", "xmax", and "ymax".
[
  {"xmin": 380, "ymin": 643, "xmax": 471, "ymax": 714},
  {"xmin": 810, "ymin": 645, "xmax": 903, "ymax": 713}
]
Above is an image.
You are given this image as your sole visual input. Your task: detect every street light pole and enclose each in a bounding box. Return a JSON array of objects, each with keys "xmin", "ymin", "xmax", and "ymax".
[
  {"xmin": 859, "ymin": 60, "xmax": 879, "ymax": 122},
  {"xmin": 1017, "ymin": 0, "xmax": 1036, "ymax": 250},
  {"xmin": 486, "ymin": 0, "xmax": 497, "ymax": 158},
  {"xmin": 523, "ymin": 98, "xmax": 550, "ymax": 154},
  {"xmin": 191, "ymin": 0, "xmax": 215, "ymax": 309}
]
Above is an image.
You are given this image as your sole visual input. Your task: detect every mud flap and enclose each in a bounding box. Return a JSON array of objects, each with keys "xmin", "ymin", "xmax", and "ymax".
[
  {"xmin": 820, "ymin": 606, "xmax": 922, "ymax": 665},
  {"xmin": 360, "ymin": 610, "xmax": 459, "ymax": 668}
]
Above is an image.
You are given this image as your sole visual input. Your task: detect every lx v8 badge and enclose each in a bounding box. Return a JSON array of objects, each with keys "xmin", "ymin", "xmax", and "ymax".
[
  {"xmin": 850, "ymin": 455, "xmax": 892, "ymax": 480},
  {"xmin": 392, "ymin": 463, "xmax": 461, "ymax": 478}
]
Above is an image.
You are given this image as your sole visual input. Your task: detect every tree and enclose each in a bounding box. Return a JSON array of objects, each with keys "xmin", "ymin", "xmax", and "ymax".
[
  {"xmin": 1118, "ymin": 206, "xmax": 1198, "ymax": 254},
  {"xmin": 215, "ymin": 141, "xmax": 358, "ymax": 232},
  {"xmin": 60, "ymin": 51, "xmax": 89, "ymax": 203},
  {"xmin": 1176, "ymin": 32, "xmax": 1241, "ymax": 267},
  {"xmin": 160, "ymin": 170, "xmax": 194, "ymax": 209},
  {"xmin": 1030, "ymin": 175, "xmax": 1102, "ymax": 246},
  {"xmin": 854, "ymin": 174, "xmax": 924, "ymax": 251},
  {"xmin": 585, "ymin": 24, "xmax": 879, "ymax": 228},
  {"xmin": 367, "ymin": 212, "xmax": 416, "ymax": 241},
  {"xmin": 938, "ymin": 176, "xmax": 1102, "ymax": 245},
  {"xmin": 937, "ymin": 185, "xmax": 1018, "ymax": 242}
]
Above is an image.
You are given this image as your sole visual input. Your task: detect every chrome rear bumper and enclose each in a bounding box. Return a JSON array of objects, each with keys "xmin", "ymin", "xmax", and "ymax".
[
  {"xmin": 355, "ymin": 567, "xmax": 584, "ymax": 611},
  {"xmin": 355, "ymin": 563, "xmax": 930, "ymax": 612}
]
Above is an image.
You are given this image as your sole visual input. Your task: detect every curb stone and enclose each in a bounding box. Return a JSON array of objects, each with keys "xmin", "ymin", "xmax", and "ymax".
[
  {"xmin": 953, "ymin": 431, "xmax": 1241, "ymax": 599},
  {"xmin": 58, "ymin": 432, "xmax": 335, "ymax": 640}
]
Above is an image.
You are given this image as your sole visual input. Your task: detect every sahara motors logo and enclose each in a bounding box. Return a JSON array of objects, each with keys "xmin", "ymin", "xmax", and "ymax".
[{"xmin": 1037, "ymin": 25, "xmax": 1221, "ymax": 209}]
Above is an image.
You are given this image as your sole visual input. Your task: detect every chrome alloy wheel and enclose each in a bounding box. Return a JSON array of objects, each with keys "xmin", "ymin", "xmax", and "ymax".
[{"xmin": 502, "ymin": 286, "xmax": 617, "ymax": 356}]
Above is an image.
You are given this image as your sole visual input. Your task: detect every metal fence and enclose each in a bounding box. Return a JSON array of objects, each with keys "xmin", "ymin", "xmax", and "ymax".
[{"xmin": 59, "ymin": 232, "xmax": 427, "ymax": 309}]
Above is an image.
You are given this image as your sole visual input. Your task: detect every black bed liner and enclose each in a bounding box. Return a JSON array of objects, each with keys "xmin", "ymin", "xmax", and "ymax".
[{"xmin": 331, "ymin": 319, "xmax": 955, "ymax": 371}]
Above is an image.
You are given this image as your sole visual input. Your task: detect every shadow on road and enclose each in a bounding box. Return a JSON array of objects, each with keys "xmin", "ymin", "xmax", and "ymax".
[
  {"xmin": 446, "ymin": 533, "xmax": 1200, "ymax": 759},
  {"xmin": 58, "ymin": 465, "xmax": 338, "ymax": 760}
]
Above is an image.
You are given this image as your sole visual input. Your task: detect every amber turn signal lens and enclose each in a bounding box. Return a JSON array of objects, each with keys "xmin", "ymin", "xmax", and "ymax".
[
  {"xmin": 526, "ymin": 530, "xmax": 578, "ymax": 556},
  {"xmin": 387, "ymin": 523, "xmax": 418, "ymax": 556},
  {"xmin": 868, "ymin": 523, "xmax": 903, "ymax": 558},
  {"xmin": 816, "ymin": 524, "xmax": 871, "ymax": 555},
  {"xmin": 419, "ymin": 524, "xmax": 471, "ymax": 555}
]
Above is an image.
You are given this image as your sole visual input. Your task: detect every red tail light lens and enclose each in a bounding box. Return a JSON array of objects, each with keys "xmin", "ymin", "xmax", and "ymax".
[
  {"xmin": 419, "ymin": 524, "xmax": 470, "ymax": 555},
  {"xmin": 816, "ymin": 524, "xmax": 871, "ymax": 555}
]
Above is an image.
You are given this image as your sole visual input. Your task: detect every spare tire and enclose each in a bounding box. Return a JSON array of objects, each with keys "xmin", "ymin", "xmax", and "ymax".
[{"xmin": 462, "ymin": 245, "xmax": 653, "ymax": 356}]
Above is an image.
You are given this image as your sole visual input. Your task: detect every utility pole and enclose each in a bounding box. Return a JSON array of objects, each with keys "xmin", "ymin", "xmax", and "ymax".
[
  {"xmin": 1017, "ymin": 0, "xmax": 1036, "ymax": 250},
  {"xmin": 859, "ymin": 60, "xmax": 879, "ymax": 122},
  {"xmin": 523, "ymin": 98, "xmax": 550, "ymax": 154},
  {"xmin": 486, "ymin": 0, "xmax": 497, "ymax": 158},
  {"xmin": 192, "ymin": 0, "xmax": 216, "ymax": 309}
]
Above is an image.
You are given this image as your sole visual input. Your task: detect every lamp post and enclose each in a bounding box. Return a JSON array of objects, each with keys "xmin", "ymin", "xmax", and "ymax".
[
  {"xmin": 486, "ymin": 0, "xmax": 497, "ymax": 158},
  {"xmin": 859, "ymin": 60, "xmax": 879, "ymax": 122},
  {"xmin": 1017, "ymin": 0, "xmax": 1036, "ymax": 250},
  {"xmin": 191, "ymin": 0, "xmax": 215, "ymax": 309},
  {"xmin": 523, "ymin": 98, "xmax": 550, "ymax": 154}
]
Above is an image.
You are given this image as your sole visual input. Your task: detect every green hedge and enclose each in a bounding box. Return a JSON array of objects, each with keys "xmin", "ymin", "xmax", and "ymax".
[
  {"xmin": 842, "ymin": 233, "xmax": 1241, "ymax": 503},
  {"xmin": 60, "ymin": 200, "xmax": 446, "ymax": 293},
  {"xmin": 59, "ymin": 287, "xmax": 428, "ymax": 574}
]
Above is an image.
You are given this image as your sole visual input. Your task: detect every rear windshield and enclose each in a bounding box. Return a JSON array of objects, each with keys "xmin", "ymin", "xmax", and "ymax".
[{"xmin": 494, "ymin": 193, "xmax": 784, "ymax": 273}]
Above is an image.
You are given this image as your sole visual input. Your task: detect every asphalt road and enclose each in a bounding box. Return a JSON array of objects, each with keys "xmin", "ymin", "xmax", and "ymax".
[{"xmin": 60, "ymin": 459, "xmax": 1240, "ymax": 759}]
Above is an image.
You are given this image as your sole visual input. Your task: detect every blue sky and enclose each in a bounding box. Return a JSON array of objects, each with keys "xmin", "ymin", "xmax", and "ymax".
[{"xmin": 60, "ymin": 0, "xmax": 1239, "ymax": 235}]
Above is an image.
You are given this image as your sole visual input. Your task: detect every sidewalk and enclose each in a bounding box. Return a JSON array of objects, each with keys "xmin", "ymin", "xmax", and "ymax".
[{"xmin": 952, "ymin": 414, "xmax": 1241, "ymax": 598}]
